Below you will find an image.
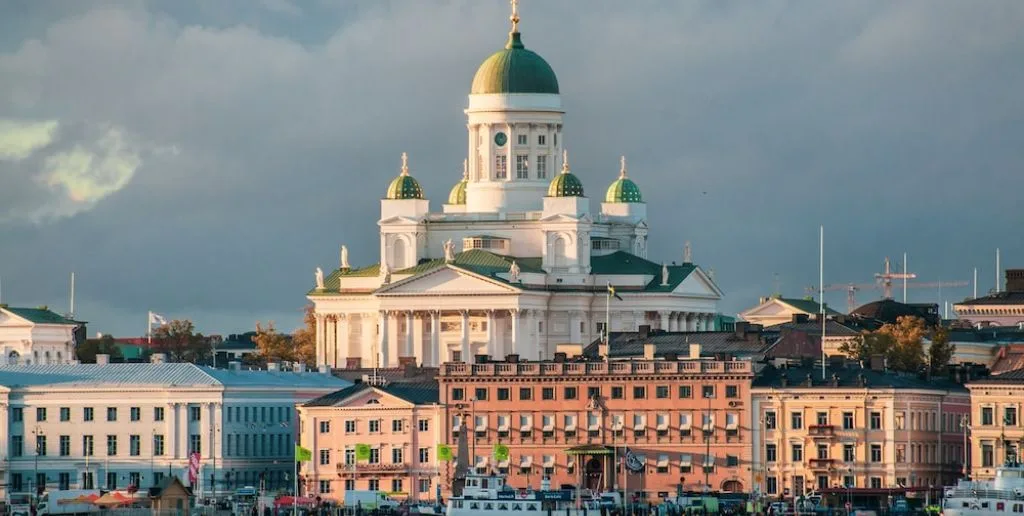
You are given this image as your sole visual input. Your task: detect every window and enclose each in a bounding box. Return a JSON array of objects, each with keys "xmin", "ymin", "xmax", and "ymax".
[
  {"xmin": 130, "ymin": 407, "xmax": 141, "ymax": 421},
  {"xmin": 107, "ymin": 407, "xmax": 117, "ymax": 421},
  {"xmin": 153, "ymin": 407, "xmax": 164, "ymax": 421},
  {"xmin": 766, "ymin": 477, "xmax": 778, "ymax": 495},
  {"xmin": 725, "ymin": 385, "xmax": 739, "ymax": 398},
  {"xmin": 870, "ymin": 477, "xmax": 882, "ymax": 489},
  {"xmin": 495, "ymin": 155, "xmax": 507, "ymax": 179},
  {"xmin": 816, "ymin": 412, "xmax": 828, "ymax": 425},
  {"xmin": 344, "ymin": 448, "xmax": 356, "ymax": 465},
  {"xmin": 587, "ymin": 386, "xmax": 601, "ymax": 399},
  {"xmin": 419, "ymin": 447, "xmax": 430, "ymax": 463},
  {"xmin": 474, "ymin": 388, "xmax": 488, "ymax": 401},
  {"xmin": 345, "ymin": 479, "xmax": 355, "ymax": 491},
  {"xmin": 497, "ymin": 388, "xmax": 510, "ymax": 401},
  {"xmin": 82, "ymin": 435, "xmax": 94, "ymax": 456},
  {"xmin": 791, "ymin": 444, "xmax": 803, "ymax": 462},
  {"xmin": 679, "ymin": 386, "xmax": 692, "ymax": 399},
  {"xmin": 726, "ymin": 455, "xmax": 739, "ymax": 467},
  {"xmin": 542, "ymin": 387, "xmax": 555, "ymax": 400},
  {"xmin": 418, "ymin": 419, "xmax": 429, "ymax": 432},
  {"xmin": 60, "ymin": 407, "xmax": 70, "ymax": 422},
  {"xmin": 564, "ymin": 387, "xmax": 578, "ymax": 400},
  {"xmin": 611, "ymin": 386, "xmax": 624, "ymax": 399},
  {"xmin": 982, "ymin": 407, "xmax": 994, "ymax": 426},
  {"xmin": 11, "ymin": 435, "xmax": 23, "ymax": 457},
  {"xmin": 319, "ymin": 421, "xmax": 330, "ymax": 434},
  {"xmin": 765, "ymin": 444, "xmax": 777, "ymax": 462},
  {"xmin": 392, "ymin": 479, "xmax": 403, "ymax": 493},
  {"xmin": 107, "ymin": 435, "xmax": 117, "ymax": 456},
  {"xmin": 12, "ymin": 407, "xmax": 23, "ymax": 422},
  {"xmin": 320, "ymin": 449, "xmax": 331, "ymax": 465},
  {"xmin": 844, "ymin": 444, "xmax": 855, "ymax": 463},
  {"xmin": 791, "ymin": 412, "xmax": 803, "ymax": 430},
  {"xmin": 702, "ymin": 386, "xmax": 715, "ymax": 398},
  {"xmin": 538, "ymin": 135, "xmax": 546, "ymax": 145},
  {"xmin": 517, "ymin": 134, "xmax": 527, "ymax": 145},
  {"xmin": 345, "ymin": 420, "xmax": 356, "ymax": 433},
  {"xmin": 656, "ymin": 386, "xmax": 670, "ymax": 399},
  {"xmin": 153, "ymin": 435, "xmax": 164, "ymax": 456},
  {"xmin": 451, "ymin": 388, "xmax": 465, "ymax": 401},
  {"xmin": 130, "ymin": 435, "xmax": 141, "ymax": 456},
  {"xmin": 1007, "ymin": 407, "xmax": 1018, "ymax": 426},
  {"xmin": 369, "ymin": 420, "xmax": 380, "ymax": 433},
  {"xmin": 37, "ymin": 407, "xmax": 47, "ymax": 422},
  {"xmin": 34, "ymin": 434, "xmax": 46, "ymax": 456},
  {"xmin": 817, "ymin": 443, "xmax": 828, "ymax": 459},
  {"xmin": 189, "ymin": 434, "xmax": 200, "ymax": 455},
  {"xmin": 843, "ymin": 475, "xmax": 855, "ymax": 488},
  {"xmin": 59, "ymin": 472, "xmax": 70, "ymax": 491},
  {"xmin": 106, "ymin": 472, "xmax": 117, "ymax": 490},
  {"xmin": 519, "ymin": 388, "xmax": 532, "ymax": 401},
  {"xmin": 369, "ymin": 448, "xmax": 380, "ymax": 464},
  {"xmin": 843, "ymin": 412, "xmax": 854, "ymax": 430},
  {"xmin": 387, "ymin": 419, "xmax": 401, "ymax": 432},
  {"xmin": 633, "ymin": 386, "xmax": 646, "ymax": 399},
  {"xmin": 516, "ymin": 155, "xmax": 529, "ymax": 179},
  {"xmin": 419, "ymin": 478, "xmax": 431, "ymax": 494},
  {"xmin": 190, "ymin": 406, "xmax": 201, "ymax": 421},
  {"xmin": 818, "ymin": 475, "xmax": 829, "ymax": 491},
  {"xmin": 983, "ymin": 443, "xmax": 995, "ymax": 467},
  {"xmin": 368, "ymin": 479, "xmax": 380, "ymax": 491},
  {"xmin": 764, "ymin": 411, "xmax": 776, "ymax": 430},
  {"xmin": 870, "ymin": 411, "xmax": 881, "ymax": 430},
  {"xmin": 392, "ymin": 448, "xmax": 404, "ymax": 464},
  {"xmin": 870, "ymin": 444, "xmax": 882, "ymax": 463},
  {"xmin": 11, "ymin": 473, "xmax": 22, "ymax": 492},
  {"xmin": 59, "ymin": 435, "xmax": 71, "ymax": 456},
  {"xmin": 536, "ymin": 155, "xmax": 547, "ymax": 179},
  {"xmin": 319, "ymin": 480, "xmax": 331, "ymax": 494}
]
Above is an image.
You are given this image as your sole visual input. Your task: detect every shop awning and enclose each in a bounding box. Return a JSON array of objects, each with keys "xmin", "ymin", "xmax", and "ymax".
[{"xmin": 565, "ymin": 444, "xmax": 614, "ymax": 456}]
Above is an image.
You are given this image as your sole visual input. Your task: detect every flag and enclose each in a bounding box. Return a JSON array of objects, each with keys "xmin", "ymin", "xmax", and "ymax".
[
  {"xmin": 188, "ymin": 452, "xmax": 201, "ymax": 484},
  {"xmin": 607, "ymin": 284, "xmax": 623, "ymax": 301},
  {"xmin": 493, "ymin": 444, "xmax": 509, "ymax": 462},
  {"xmin": 437, "ymin": 444, "xmax": 453, "ymax": 462},
  {"xmin": 355, "ymin": 443, "xmax": 371, "ymax": 461},
  {"xmin": 149, "ymin": 312, "xmax": 168, "ymax": 326},
  {"xmin": 295, "ymin": 445, "xmax": 312, "ymax": 462}
]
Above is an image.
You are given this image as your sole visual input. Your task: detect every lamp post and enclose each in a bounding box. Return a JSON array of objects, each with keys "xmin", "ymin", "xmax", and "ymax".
[
  {"xmin": 150, "ymin": 429, "xmax": 156, "ymax": 488},
  {"xmin": 32, "ymin": 426, "xmax": 44, "ymax": 508},
  {"xmin": 470, "ymin": 397, "xmax": 478, "ymax": 467}
]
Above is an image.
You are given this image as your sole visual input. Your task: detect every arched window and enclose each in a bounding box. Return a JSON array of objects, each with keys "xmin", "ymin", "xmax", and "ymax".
[
  {"xmin": 392, "ymin": 238, "xmax": 407, "ymax": 269},
  {"xmin": 44, "ymin": 351, "xmax": 52, "ymax": 365},
  {"xmin": 552, "ymin": 236, "xmax": 568, "ymax": 268},
  {"xmin": 7, "ymin": 351, "xmax": 19, "ymax": 365},
  {"xmin": 56, "ymin": 351, "xmax": 62, "ymax": 363}
]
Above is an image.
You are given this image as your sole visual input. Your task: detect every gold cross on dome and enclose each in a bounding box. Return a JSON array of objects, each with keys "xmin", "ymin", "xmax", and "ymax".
[
  {"xmin": 400, "ymin": 152, "xmax": 409, "ymax": 175},
  {"xmin": 510, "ymin": 0, "xmax": 520, "ymax": 32},
  {"xmin": 620, "ymin": 155, "xmax": 627, "ymax": 177}
]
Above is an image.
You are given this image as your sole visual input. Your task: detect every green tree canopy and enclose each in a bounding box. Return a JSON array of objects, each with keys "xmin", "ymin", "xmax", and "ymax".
[
  {"xmin": 151, "ymin": 319, "xmax": 211, "ymax": 363},
  {"xmin": 76, "ymin": 334, "xmax": 124, "ymax": 363}
]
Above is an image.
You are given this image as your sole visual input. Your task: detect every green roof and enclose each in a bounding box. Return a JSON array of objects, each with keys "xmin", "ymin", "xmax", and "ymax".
[
  {"xmin": 304, "ymin": 381, "xmax": 439, "ymax": 407},
  {"xmin": 778, "ymin": 297, "xmax": 840, "ymax": 315},
  {"xmin": 3, "ymin": 307, "xmax": 78, "ymax": 325},
  {"xmin": 470, "ymin": 31, "xmax": 559, "ymax": 95},
  {"xmin": 385, "ymin": 174, "xmax": 423, "ymax": 200},
  {"xmin": 591, "ymin": 251, "xmax": 697, "ymax": 293},
  {"xmin": 447, "ymin": 178, "xmax": 467, "ymax": 204},
  {"xmin": 547, "ymin": 171, "xmax": 584, "ymax": 197},
  {"xmin": 605, "ymin": 176, "xmax": 643, "ymax": 203}
]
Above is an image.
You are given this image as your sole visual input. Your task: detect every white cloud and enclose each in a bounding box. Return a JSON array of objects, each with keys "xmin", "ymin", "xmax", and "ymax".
[{"xmin": 0, "ymin": 119, "xmax": 59, "ymax": 161}]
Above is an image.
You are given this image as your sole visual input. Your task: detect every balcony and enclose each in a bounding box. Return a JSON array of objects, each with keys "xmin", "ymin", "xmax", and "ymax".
[
  {"xmin": 808, "ymin": 458, "xmax": 834, "ymax": 470},
  {"xmin": 808, "ymin": 425, "xmax": 835, "ymax": 438}
]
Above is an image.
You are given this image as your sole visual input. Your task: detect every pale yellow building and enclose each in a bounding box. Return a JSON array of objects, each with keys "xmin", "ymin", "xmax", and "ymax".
[
  {"xmin": 966, "ymin": 369, "xmax": 1024, "ymax": 481},
  {"xmin": 752, "ymin": 364, "xmax": 969, "ymax": 500}
]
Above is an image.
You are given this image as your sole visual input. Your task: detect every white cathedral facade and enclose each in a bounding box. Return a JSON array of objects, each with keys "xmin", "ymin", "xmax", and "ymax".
[{"xmin": 308, "ymin": 7, "xmax": 723, "ymax": 369}]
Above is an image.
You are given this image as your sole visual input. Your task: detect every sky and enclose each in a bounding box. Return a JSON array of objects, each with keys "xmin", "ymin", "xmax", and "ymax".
[{"xmin": 1, "ymin": 0, "xmax": 1022, "ymax": 337}]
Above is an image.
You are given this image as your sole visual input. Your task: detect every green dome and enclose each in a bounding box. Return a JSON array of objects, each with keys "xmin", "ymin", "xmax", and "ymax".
[
  {"xmin": 605, "ymin": 158, "xmax": 643, "ymax": 203},
  {"xmin": 547, "ymin": 154, "xmax": 584, "ymax": 197},
  {"xmin": 385, "ymin": 152, "xmax": 424, "ymax": 200},
  {"xmin": 471, "ymin": 32, "xmax": 559, "ymax": 95},
  {"xmin": 447, "ymin": 180, "xmax": 467, "ymax": 204}
]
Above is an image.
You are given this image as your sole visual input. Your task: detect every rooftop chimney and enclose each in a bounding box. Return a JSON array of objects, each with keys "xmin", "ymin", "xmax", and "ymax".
[
  {"xmin": 638, "ymin": 325, "xmax": 651, "ymax": 339},
  {"xmin": 228, "ymin": 361, "xmax": 241, "ymax": 371},
  {"xmin": 643, "ymin": 343, "xmax": 656, "ymax": 360},
  {"xmin": 734, "ymin": 321, "xmax": 750, "ymax": 338},
  {"xmin": 689, "ymin": 343, "xmax": 701, "ymax": 360},
  {"xmin": 597, "ymin": 343, "xmax": 609, "ymax": 360},
  {"xmin": 506, "ymin": 353, "xmax": 520, "ymax": 363},
  {"xmin": 95, "ymin": 354, "xmax": 109, "ymax": 365},
  {"xmin": 267, "ymin": 362, "xmax": 280, "ymax": 372},
  {"xmin": 1007, "ymin": 269, "xmax": 1024, "ymax": 292},
  {"xmin": 150, "ymin": 353, "xmax": 167, "ymax": 364},
  {"xmin": 792, "ymin": 313, "xmax": 809, "ymax": 324}
]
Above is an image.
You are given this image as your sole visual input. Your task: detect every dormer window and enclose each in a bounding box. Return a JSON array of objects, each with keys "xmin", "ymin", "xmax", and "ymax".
[
  {"xmin": 591, "ymin": 237, "xmax": 620, "ymax": 251},
  {"xmin": 462, "ymin": 236, "xmax": 510, "ymax": 252}
]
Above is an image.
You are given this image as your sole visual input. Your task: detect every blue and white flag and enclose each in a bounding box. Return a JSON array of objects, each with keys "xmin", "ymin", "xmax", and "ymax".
[{"xmin": 148, "ymin": 312, "xmax": 168, "ymax": 326}]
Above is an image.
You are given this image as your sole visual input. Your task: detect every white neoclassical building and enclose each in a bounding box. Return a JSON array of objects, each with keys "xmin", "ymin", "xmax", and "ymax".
[
  {"xmin": 308, "ymin": 6, "xmax": 723, "ymax": 369},
  {"xmin": 0, "ymin": 306, "xmax": 81, "ymax": 365}
]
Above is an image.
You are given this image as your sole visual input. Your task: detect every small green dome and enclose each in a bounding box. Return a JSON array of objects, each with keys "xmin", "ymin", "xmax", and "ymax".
[
  {"xmin": 547, "ymin": 152, "xmax": 584, "ymax": 197},
  {"xmin": 385, "ymin": 152, "xmax": 424, "ymax": 200},
  {"xmin": 471, "ymin": 32, "xmax": 559, "ymax": 95},
  {"xmin": 604, "ymin": 157, "xmax": 643, "ymax": 203},
  {"xmin": 447, "ymin": 180, "xmax": 467, "ymax": 204}
]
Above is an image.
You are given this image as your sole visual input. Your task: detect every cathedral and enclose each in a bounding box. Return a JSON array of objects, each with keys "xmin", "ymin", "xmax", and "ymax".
[{"xmin": 308, "ymin": 5, "xmax": 722, "ymax": 369}]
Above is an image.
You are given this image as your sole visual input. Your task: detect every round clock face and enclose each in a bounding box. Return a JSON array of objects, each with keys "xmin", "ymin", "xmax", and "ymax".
[{"xmin": 494, "ymin": 132, "xmax": 507, "ymax": 146}]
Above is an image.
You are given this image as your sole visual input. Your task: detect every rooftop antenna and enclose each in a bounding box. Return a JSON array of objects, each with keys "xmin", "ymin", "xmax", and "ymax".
[
  {"xmin": 974, "ymin": 267, "xmax": 978, "ymax": 299},
  {"xmin": 819, "ymin": 225, "xmax": 825, "ymax": 380},
  {"xmin": 902, "ymin": 252, "xmax": 908, "ymax": 303},
  {"xmin": 996, "ymin": 248, "xmax": 1001, "ymax": 293},
  {"xmin": 69, "ymin": 272, "xmax": 75, "ymax": 318}
]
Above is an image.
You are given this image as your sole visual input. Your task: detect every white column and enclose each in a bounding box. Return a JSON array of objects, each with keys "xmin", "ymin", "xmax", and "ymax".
[
  {"xmin": 684, "ymin": 313, "xmax": 695, "ymax": 331},
  {"xmin": 201, "ymin": 403, "xmax": 213, "ymax": 460},
  {"xmin": 511, "ymin": 309, "xmax": 521, "ymax": 357},
  {"xmin": 658, "ymin": 311, "xmax": 669, "ymax": 331},
  {"xmin": 361, "ymin": 313, "xmax": 374, "ymax": 368},
  {"xmin": 405, "ymin": 311, "xmax": 415, "ymax": 360},
  {"xmin": 412, "ymin": 312, "xmax": 425, "ymax": 366},
  {"xmin": 460, "ymin": 310, "xmax": 471, "ymax": 362},
  {"xmin": 326, "ymin": 316, "xmax": 337, "ymax": 368},
  {"xmin": 213, "ymin": 403, "xmax": 223, "ymax": 463},
  {"xmin": 314, "ymin": 314, "xmax": 325, "ymax": 367},
  {"xmin": 430, "ymin": 311, "xmax": 441, "ymax": 367},
  {"xmin": 486, "ymin": 310, "xmax": 496, "ymax": 358},
  {"xmin": 668, "ymin": 313, "xmax": 678, "ymax": 332},
  {"xmin": 336, "ymin": 315, "xmax": 349, "ymax": 368},
  {"xmin": 377, "ymin": 311, "xmax": 389, "ymax": 368},
  {"xmin": 387, "ymin": 312, "xmax": 400, "ymax": 366},
  {"xmin": 176, "ymin": 403, "xmax": 188, "ymax": 459}
]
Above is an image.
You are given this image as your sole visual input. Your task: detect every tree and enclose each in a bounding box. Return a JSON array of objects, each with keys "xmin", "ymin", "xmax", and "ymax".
[
  {"xmin": 77, "ymin": 334, "xmax": 124, "ymax": 363},
  {"xmin": 837, "ymin": 316, "xmax": 929, "ymax": 373},
  {"xmin": 151, "ymin": 319, "xmax": 212, "ymax": 363},
  {"xmin": 838, "ymin": 332, "xmax": 894, "ymax": 362},
  {"xmin": 253, "ymin": 322, "xmax": 293, "ymax": 363},
  {"xmin": 927, "ymin": 327, "xmax": 956, "ymax": 374},
  {"xmin": 290, "ymin": 304, "xmax": 316, "ymax": 365}
]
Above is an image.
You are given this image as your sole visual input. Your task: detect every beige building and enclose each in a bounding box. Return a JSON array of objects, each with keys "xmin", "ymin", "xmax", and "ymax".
[
  {"xmin": 752, "ymin": 364, "xmax": 969, "ymax": 499},
  {"xmin": 966, "ymin": 368, "xmax": 1024, "ymax": 480},
  {"xmin": 740, "ymin": 297, "xmax": 839, "ymax": 328},
  {"xmin": 297, "ymin": 381, "xmax": 443, "ymax": 503}
]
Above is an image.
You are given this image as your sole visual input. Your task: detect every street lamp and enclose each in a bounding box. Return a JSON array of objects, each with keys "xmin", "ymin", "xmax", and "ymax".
[{"xmin": 32, "ymin": 426, "xmax": 44, "ymax": 508}]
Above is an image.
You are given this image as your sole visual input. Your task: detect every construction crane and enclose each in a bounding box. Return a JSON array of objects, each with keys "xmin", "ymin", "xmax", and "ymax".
[{"xmin": 806, "ymin": 257, "xmax": 969, "ymax": 313}]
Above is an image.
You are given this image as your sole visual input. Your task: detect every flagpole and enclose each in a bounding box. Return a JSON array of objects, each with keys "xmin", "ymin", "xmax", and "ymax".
[
  {"xmin": 294, "ymin": 439, "xmax": 298, "ymax": 516},
  {"xmin": 820, "ymin": 225, "xmax": 826, "ymax": 380},
  {"xmin": 147, "ymin": 311, "xmax": 152, "ymax": 346}
]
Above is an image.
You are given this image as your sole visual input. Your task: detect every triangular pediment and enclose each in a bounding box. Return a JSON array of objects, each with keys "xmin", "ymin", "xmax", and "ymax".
[
  {"xmin": 376, "ymin": 265, "xmax": 520, "ymax": 296},
  {"xmin": 740, "ymin": 299, "xmax": 807, "ymax": 320},
  {"xmin": 673, "ymin": 268, "xmax": 723, "ymax": 298},
  {"xmin": 0, "ymin": 309, "xmax": 33, "ymax": 327},
  {"xmin": 329, "ymin": 387, "xmax": 416, "ymax": 408},
  {"xmin": 378, "ymin": 215, "xmax": 424, "ymax": 225},
  {"xmin": 539, "ymin": 213, "xmax": 587, "ymax": 223}
]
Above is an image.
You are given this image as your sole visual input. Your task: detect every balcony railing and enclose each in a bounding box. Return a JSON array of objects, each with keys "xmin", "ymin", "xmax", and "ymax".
[
  {"xmin": 808, "ymin": 425, "xmax": 835, "ymax": 437},
  {"xmin": 808, "ymin": 458, "xmax": 834, "ymax": 469},
  {"xmin": 439, "ymin": 360, "xmax": 753, "ymax": 377}
]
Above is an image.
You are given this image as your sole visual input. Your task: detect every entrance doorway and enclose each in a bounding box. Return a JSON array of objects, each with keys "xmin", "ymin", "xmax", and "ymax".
[{"xmin": 585, "ymin": 458, "xmax": 603, "ymax": 490}]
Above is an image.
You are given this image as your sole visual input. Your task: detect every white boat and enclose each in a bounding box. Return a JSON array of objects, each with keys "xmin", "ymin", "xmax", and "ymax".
[
  {"xmin": 943, "ymin": 463, "xmax": 1024, "ymax": 516},
  {"xmin": 446, "ymin": 472, "xmax": 603, "ymax": 516}
]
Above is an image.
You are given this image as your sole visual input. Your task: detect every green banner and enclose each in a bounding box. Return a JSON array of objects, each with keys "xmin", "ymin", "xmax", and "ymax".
[
  {"xmin": 493, "ymin": 444, "xmax": 509, "ymax": 462},
  {"xmin": 355, "ymin": 443, "xmax": 372, "ymax": 461},
  {"xmin": 295, "ymin": 445, "xmax": 312, "ymax": 462},
  {"xmin": 437, "ymin": 444, "xmax": 453, "ymax": 462}
]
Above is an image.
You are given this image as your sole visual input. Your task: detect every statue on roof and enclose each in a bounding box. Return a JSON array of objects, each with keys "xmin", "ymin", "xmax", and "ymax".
[
  {"xmin": 508, "ymin": 260, "xmax": 521, "ymax": 283},
  {"xmin": 379, "ymin": 259, "xmax": 391, "ymax": 284},
  {"xmin": 661, "ymin": 262, "xmax": 669, "ymax": 286},
  {"xmin": 340, "ymin": 245, "xmax": 350, "ymax": 270},
  {"xmin": 444, "ymin": 239, "xmax": 456, "ymax": 263},
  {"xmin": 315, "ymin": 267, "xmax": 325, "ymax": 290},
  {"xmin": 684, "ymin": 241, "xmax": 692, "ymax": 264}
]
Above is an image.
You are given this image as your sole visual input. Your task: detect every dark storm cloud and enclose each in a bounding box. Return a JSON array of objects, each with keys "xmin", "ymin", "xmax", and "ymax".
[{"xmin": 0, "ymin": 0, "xmax": 1021, "ymax": 334}]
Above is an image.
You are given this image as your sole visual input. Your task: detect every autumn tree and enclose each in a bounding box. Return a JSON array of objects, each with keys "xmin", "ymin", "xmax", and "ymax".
[
  {"xmin": 290, "ymin": 304, "xmax": 316, "ymax": 365},
  {"xmin": 838, "ymin": 316, "xmax": 930, "ymax": 373},
  {"xmin": 253, "ymin": 322, "xmax": 293, "ymax": 363},
  {"xmin": 838, "ymin": 332, "xmax": 895, "ymax": 362},
  {"xmin": 927, "ymin": 327, "xmax": 956, "ymax": 374},
  {"xmin": 77, "ymin": 334, "xmax": 124, "ymax": 363},
  {"xmin": 151, "ymin": 319, "xmax": 212, "ymax": 363}
]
